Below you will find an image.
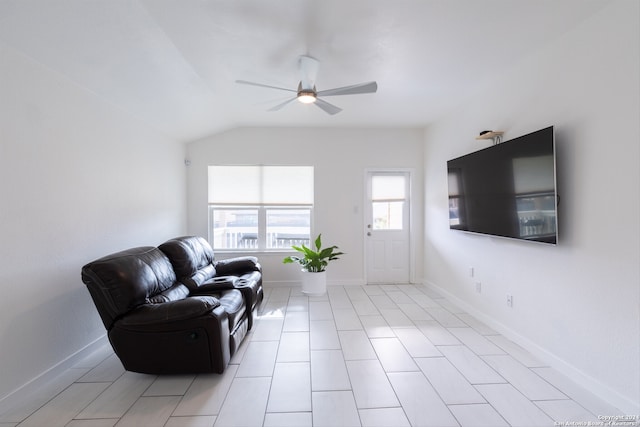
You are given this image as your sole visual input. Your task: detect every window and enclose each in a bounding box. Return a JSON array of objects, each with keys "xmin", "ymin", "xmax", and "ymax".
[
  {"xmin": 371, "ymin": 174, "xmax": 406, "ymax": 230},
  {"xmin": 208, "ymin": 166, "xmax": 313, "ymax": 251}
]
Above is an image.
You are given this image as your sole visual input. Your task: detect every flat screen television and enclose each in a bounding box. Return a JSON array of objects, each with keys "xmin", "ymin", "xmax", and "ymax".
[{"xmin": 447, "ymin": 126, "xmax": 558, "ymax": 244}]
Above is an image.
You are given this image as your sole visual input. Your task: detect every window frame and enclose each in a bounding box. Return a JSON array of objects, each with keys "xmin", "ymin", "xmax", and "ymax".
[
  {"xmin": 208, "ymin": 205, "xmax": 313, "ymax": 253},
  {"xmin": 207, "ymin": 165, "xmax": 314, "ymax": 253}
]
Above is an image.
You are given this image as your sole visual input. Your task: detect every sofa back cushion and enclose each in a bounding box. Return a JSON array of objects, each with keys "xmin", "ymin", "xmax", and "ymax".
[
  {"xmin": 81, "ymin": 246, "xmax": 182, "ymax": 329},
  {"xmin": 159, "ymin": 236, "xmax": 216, "ymax": 290}
]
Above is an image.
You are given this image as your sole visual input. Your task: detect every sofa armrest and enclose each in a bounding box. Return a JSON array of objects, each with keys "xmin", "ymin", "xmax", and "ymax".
[
  {"xmin": 119, "ymin": 296, "xmax": 221, "ymax": 326},
  {"xmin": 192, "ymin": 276, "xmax": 237, "ymax": 295},
  {"xmin": 215, "ymin": 256, "xmax": 261, "ymax": 276}
]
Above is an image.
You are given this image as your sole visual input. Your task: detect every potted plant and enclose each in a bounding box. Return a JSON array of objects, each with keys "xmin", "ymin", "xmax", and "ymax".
[{"xmin": 283, "ymin": 234, "xmax": 344, "ymax": 296}]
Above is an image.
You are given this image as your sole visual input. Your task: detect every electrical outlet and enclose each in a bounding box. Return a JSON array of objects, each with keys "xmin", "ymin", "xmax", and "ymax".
[
  {"xmin": 506, "ymin": 294, "xmax": 513, "ymax": 307},
  {"xmin": 475, "ymin": 282, "xmax": 482, "ymax": 293}
]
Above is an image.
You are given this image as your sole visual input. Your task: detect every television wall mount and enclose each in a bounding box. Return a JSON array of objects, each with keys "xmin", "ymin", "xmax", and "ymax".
[{"xmin": 476, "ymin": 130, "xmax": 504, "ymax": 145}]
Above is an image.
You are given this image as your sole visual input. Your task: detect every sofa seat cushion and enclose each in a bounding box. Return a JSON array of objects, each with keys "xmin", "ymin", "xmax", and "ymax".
[
  {"xmin": 117, "ymin": 296, "xmax": 221, "ymax": 327},
  {"xmin": 148, "ymin": 283, "xmax": 190, "ymax": 304}
]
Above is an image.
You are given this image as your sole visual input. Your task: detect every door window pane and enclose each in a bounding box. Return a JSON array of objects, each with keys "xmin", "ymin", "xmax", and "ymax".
[
  {"xmin": 372, "ymin": 201, "xmax": 404, "ymax": 230},
  {"xmin": 371, "ymin": 173, "xmax": 407, "ymax": 230}
]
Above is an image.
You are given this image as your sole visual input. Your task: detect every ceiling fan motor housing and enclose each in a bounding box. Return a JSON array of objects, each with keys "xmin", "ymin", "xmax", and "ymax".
[{"xmin": 297, "ymin": 82, "xmax": 317, "ymax": 103}]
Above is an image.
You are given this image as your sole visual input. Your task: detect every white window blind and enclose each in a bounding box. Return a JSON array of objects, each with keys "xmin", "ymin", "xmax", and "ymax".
[
  {"xmin": 371, "ymin": 175, "xmax": 406, "ymax": 201},
  {"xmin": 208, "ymin": 166, "xmax": 314, "ymax": 205}
]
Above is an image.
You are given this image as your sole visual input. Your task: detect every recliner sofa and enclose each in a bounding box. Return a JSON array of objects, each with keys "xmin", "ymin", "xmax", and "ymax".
[
  {"xmin": 159, "ymin": 236, "xmax": 263, "ymax": 332},
  {"xmin": 81, "ymin": 236, "xmax": 263, "ymax": 374}
]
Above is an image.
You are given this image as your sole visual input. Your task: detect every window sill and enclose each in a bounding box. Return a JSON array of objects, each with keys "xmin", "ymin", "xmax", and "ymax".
[{"xmin": 215, "ymin": 249, "xmax": 298, "ymax": 256}]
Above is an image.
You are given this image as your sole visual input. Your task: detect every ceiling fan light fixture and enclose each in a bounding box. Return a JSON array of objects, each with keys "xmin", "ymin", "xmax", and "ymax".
[
  {"xmin": 236, "ymin": 66, "xmax": 377, "ymax": 114},
  {"xmin": 297, "ymin": 91, "xmax": 316, "ymax": 104}
]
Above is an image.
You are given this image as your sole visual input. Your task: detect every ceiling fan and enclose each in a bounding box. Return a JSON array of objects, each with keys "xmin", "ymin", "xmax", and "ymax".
[{"xmin": 235, "ymin": 55, "xmax": 377, "ymax": 115}]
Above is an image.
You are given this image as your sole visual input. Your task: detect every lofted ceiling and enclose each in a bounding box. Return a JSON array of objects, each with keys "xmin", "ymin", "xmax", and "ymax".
[{"xmin": 0, "ymin": 0, "xmax": 608, "ymax": 142}]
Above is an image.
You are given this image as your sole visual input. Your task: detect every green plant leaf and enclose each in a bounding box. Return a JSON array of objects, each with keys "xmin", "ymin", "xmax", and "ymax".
[
  {"xmin": 290, "ymin": 245, "xmax": 305, "ymax": 254},
  {"xmin": 282, "ymin": 234, "xmax": 344, "ymax": 272}
]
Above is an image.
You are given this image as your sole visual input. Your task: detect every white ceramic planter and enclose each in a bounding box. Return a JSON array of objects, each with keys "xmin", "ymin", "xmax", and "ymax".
[{"xmin": 301, "ymin": 270, "xmax": 327, "ymax": 296}]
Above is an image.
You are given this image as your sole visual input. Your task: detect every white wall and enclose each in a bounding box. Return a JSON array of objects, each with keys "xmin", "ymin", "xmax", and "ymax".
[
  {"xmin": 423, "ymin": 0, "xmax": 639, "ymax": 413},
  {"xmin": 186, "ymin": 127, "xmax": 424, "ymax": 286},
  {"xmin": 0, "ymin": 44, "xmax": 187, "ymax": 399}
]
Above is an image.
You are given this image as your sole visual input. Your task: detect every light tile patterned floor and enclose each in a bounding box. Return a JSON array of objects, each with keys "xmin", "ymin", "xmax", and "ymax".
[{"xmin": 0, "ymin": 285, "xmax": 622, "ymax": 427}]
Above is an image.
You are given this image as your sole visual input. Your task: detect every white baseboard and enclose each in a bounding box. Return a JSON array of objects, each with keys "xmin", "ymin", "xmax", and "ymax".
[
  {"xmin": 264, "ymin": 279, "xmax": 365, "ymax": 288},
  {"xmin": 0, "ymin": 334, "xmax": 108, "ymax": 406},
  {"xmin": 423, "ymin": 280, "xmax": 639, "ymax": 415}
]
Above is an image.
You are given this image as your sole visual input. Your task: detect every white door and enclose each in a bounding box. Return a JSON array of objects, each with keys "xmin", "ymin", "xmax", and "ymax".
[{"xmin": 365, "ymin": 171, "xmax": 411, "ymax": 284}]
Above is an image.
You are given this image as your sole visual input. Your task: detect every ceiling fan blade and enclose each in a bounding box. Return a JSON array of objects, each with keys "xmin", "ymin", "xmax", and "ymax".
[
  {"xmin": 268, "ymin": 97, "xmax": 297, "ymax": 111},
  {"xmin": 235, "ymin": 80, "xmax": 296, "ymax": 93},
  {"xmin": 316, "ymin": 81, "xmax": 378, "ymax": 97},
  {"xmin": 299, "ymin": 55, "xmax": 319, "ymax": 90},
  {"xmin": 314, "ymin": 98, "xmax": 342, "ymax": 115}
]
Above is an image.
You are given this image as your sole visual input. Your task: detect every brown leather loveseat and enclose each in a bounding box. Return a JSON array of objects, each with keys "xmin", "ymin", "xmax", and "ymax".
[{"xmin": 81, "ymin": 236, "xmax": 262, "ymax": 374}]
